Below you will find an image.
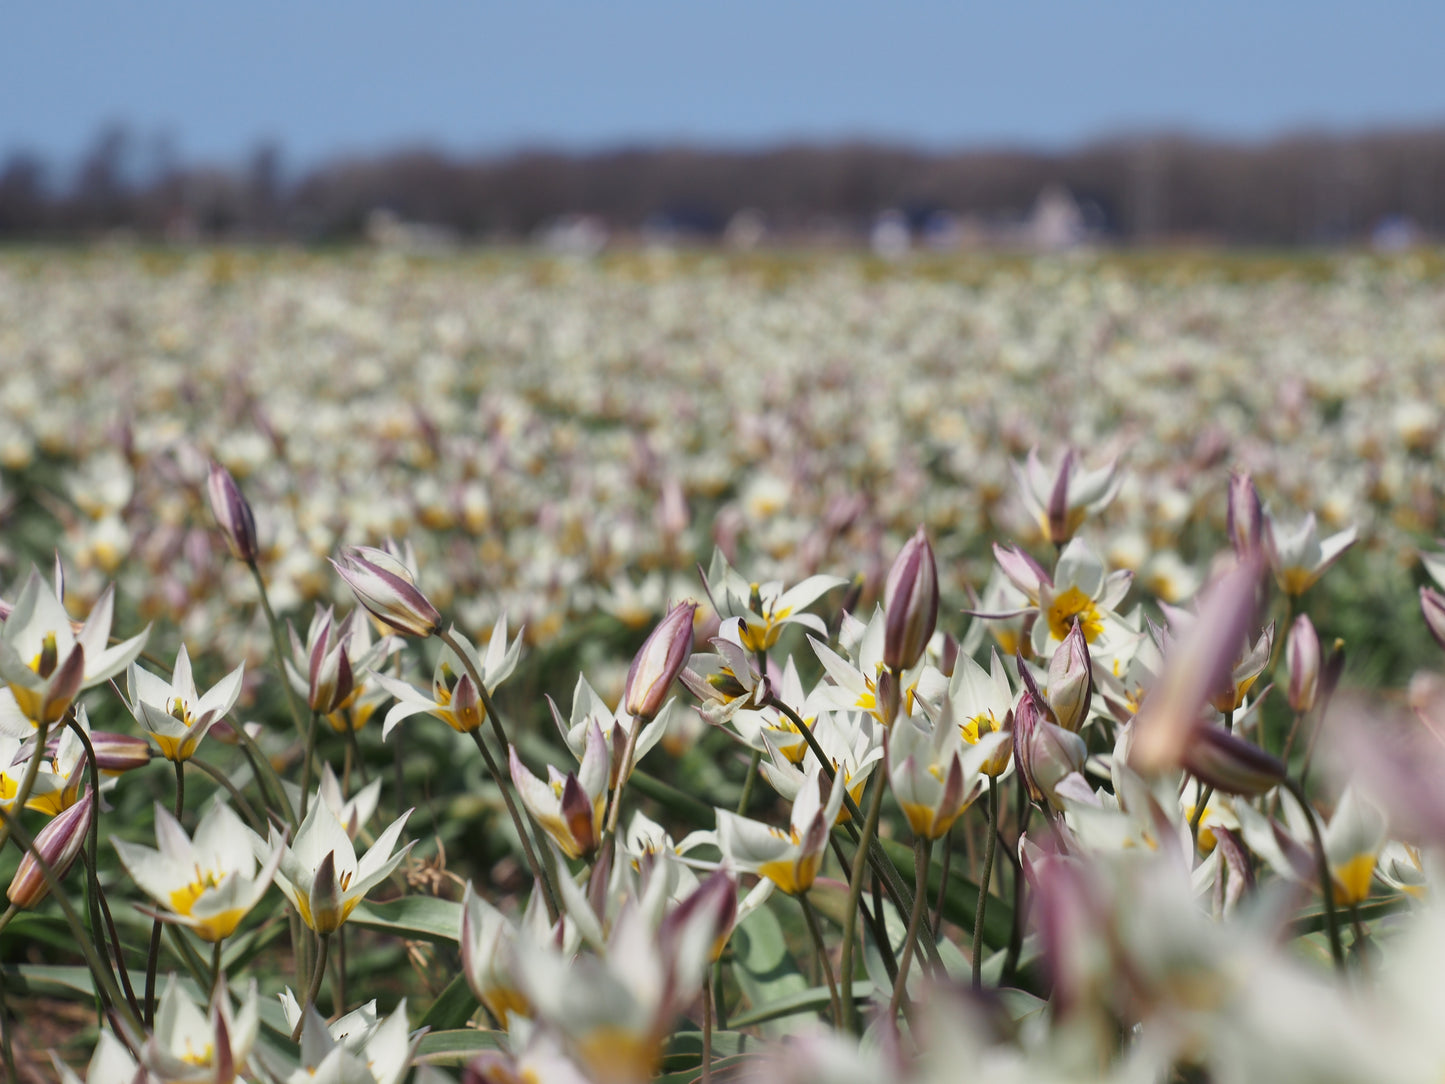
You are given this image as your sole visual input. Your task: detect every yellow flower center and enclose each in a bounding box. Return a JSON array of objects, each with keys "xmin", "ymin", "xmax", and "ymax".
[{"xmin": 1047, "ymin": 586, "xmax": 1105, "ymax": 643}]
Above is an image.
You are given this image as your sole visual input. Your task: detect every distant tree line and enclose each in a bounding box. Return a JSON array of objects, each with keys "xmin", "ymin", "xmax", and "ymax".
[{"xmin": 2, "ymin": 123, "xmax": 1443, "ymax": 245}]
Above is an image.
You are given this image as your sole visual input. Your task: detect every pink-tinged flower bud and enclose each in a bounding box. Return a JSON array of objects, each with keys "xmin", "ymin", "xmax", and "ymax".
[
  {"xmin": 307, "ymin": 611, "xmax": 356, "ymax": 715},
  {"xmin": 307, "ymin": 850, "xmax": 345, "ymax": 935},
  {"xmin": 623, "ymin": 602, "xmax": 698, "ymax": 720},
  {"xmin": 1227, "ymin": 471, "xmax": 1263, "ymax": 559},
  {"xmin": 939, "ymin": 632, "xmax": 960, "ymax": 678},
  {"xmin": 560, "ymin": 774, "xmax": 601, "ymax": 858},
  {"xmin": 8, "ymin": 788, "xmax": 93, "ymax": 909},
  {"xmin": 90, "ymin": 730, "xmax": 152, "ymax": 775},
  {"xmin": 331, "ymin": 546, "xmax": 441, "ymax": 639},
  {"xmin": 1181, "ymin": 725, "xmax": 1285, "ymax": 798},
  {"xmin": 1047, "ymin": 619, "xmax": 1093, "ymax": 732},
  {"xmin": 40, "ymin": 645, "xmax": 85, "ymax": 725},
  {"xmin": 883, "ymin": 528, "xmax": 938, "ymax": 672},
  {"xmin": 1287, "ymin": 614, "xmax": 1321, "ymax": 713},
  {"xmin": 876, "ymin": 667, "xmax": 902, "ymax": 727},
  {"xmin": 1012, "ymin": 690, "xmax": 1052, "ymax": 802},
  {"xmin": 1423, "ymin": 587, "xmax": 1445, "ymax": 652},
  {"xmin": 207, "ymin": 461, "xmax": 259, "ymax": 564}
]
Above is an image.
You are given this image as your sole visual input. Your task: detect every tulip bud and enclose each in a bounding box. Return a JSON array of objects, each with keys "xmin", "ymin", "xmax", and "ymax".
[
  {"xmin": 560, "ymin": 774, "xmax": 600, "ymax": 858},
  {"xmin": 207, "ymin": 461, "xmax": 259, "ymax": 564},
  {"xmin": 1423, "ymin": 587, "xmax": 1445, "ymax": 652},
  {"xmin": 876, "ymin": 668, "xmax": 901, "ymax": 727},
  {"xmin": 307, "ymin": 850, "xmax": 345, "ymax": 935},
  {"xmin": 331, "ymin": 546, "xmax": 442, "ymax": 639},
  {"xmin": 623, "ymin": 602, "xmax": 698, "ymax": 721},
  {"xmin": 1286, "ymin": 614, "xmax": 1321, "ymax": 713},
  {"xmin": 883, "ymin": 527, "xmax": 938, "ymax": 672},
  {"xmin": 1047, "ymin": 619, "xmax": 1093, "ymax": 731},
  {"xmin": 1180, "ymin": 725, "xmax": 1285, "ymax": 798},
  {"xmin": 8, "ymin": 788, "xmax": 93, "ymax": 909},
  {"xmin": 1012, "ymin": 690, "xmax": 1051, "ymax": 802},
  {"xmin": 1226, "ymin": 472, "xmax": 1263, "ymax": 559},
  {"xmin": 1022, "ymin": 719, "xmax": 1087, "ymax": 806},
  {"xmin": 90, "ymin": 730, "xmax": 153, "ymax": 775}
]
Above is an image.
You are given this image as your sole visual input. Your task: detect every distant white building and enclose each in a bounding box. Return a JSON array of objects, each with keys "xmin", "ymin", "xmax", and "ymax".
[
  {"xmin": 870, "ymin": 208, "xmax": 911, "ymax": 259},
  {"xmin": 1026, "ymin": 185, "xmax": 1086, "ymax": 251}
]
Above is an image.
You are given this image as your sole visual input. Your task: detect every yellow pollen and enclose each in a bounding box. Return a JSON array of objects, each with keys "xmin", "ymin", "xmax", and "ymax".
[{"xmin": 1047, "ymin": 586, "xmax": 1105, "ymax": 643}]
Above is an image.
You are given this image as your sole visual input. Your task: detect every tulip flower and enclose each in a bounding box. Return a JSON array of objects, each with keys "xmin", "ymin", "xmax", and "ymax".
[
  {"xmin": 509, "ymin": 721, "xmax": 609, "ymax": 860},
  {"xmin": 51, "ymin": 1030, "xmax": 140, "ymax": 1084},
  {"xmin": 140, "ymin": 976, "xmax": 260, "ymax": 1084},
  {"xmin": 622, "ymin": 600, "xmax": 697, "ymax": 721},
  {"xmin": 1030, "ymin": 539, "xmax": 1133, "ymax": 657},
  {"xmin": 716, "ymin": 761, "xmax": 845, "ymax": 895},
  {"xmin": 286, "ymin": 606, "xmax": 400, "ymax": 729},
  {"xmin": 883, "ymin": 527, "xmax": 938, "ymax": 672},
  {"xmin": 268, "ymin": 995, "xmax": 423, "ymax": 1084},
  {"xmin": 1012, "ymin": 447, "xmax": 1121, "ymax": 546},
  {"xmin": 126, "ymin": 644, "xmax": 245, "ymax": 762},
  {"xmin": 316, "ymin": 762, "xmax": 383, "ymax": 841},
  {"xmin": 1323, "ymin": 786, "xmax": 1388, "ymax": 907},
  {"xmin": 267, "ymin": 799, "xmax": 414, "ymax": 935},
  {"xmin": 373, "ymin": 615, "xmax": 521, "ymax": 738},
  {"xmin": 1263, "ymin": 512, "xmax": 1356, "ymax": 596},
  {"xmin": 887, "ymin": 714, "xmax": 1004, "ymax": 839},
  {"xmin": 548, "ymin": 672, "xmax": 680, "ymax": 789},
  {"xmin": 331, "ymin": 545, "xmax": 442, "ymax": 639},
  {"xmin": 0, "ymin": 569, "xmax": 148, "ymax": 731},
  {"xmin": 701, "ymin": 549, "xmax": 845, "ymax": 654},
  {"xmin": 460, "ymin": 882, "xmax": 531, "ymax": 1028},
  {"xmin": 114, "ymin": 801, "xmax": 282, "ymax": 942},
  {"xmin": 207, "ymin": 460, "xmax": 259, "ymax": 564},
  {"xmin": 7, "ymin": 786, "xmax": 93, "ymax": 908}
]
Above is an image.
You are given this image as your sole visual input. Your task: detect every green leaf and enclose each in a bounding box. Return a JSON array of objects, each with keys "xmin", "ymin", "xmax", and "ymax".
[
  {"xmin": 660, "ymin": 1029, "xmax": 754, "ymax": 1069},
  {"xmin": 349, "ymin": 895, "xmax": 462, "ymax": 944},
  {"xmin": 655, "ymin": 1053, "xmax": 762, "ymax": 1083},
  {"xmin": 729, "ymin": 901, "xmax": 813, "ymax": 1036},
  {"xmin": 726, "ymin": 982, "xmax": 874, "ymax": 1030},
  {"xmin": 414, "ymin": 1028, "xmax": 505, "ymax": 1065},
  {"xmin": 419, "ymin": 972, "xmax": 481, "ymax": 1030},
  {"xmin": 1290, "ymin": 893, "xmax": 1407, "ymax": 936}
]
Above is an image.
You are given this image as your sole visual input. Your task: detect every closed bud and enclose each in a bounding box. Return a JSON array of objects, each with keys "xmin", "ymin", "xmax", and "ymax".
[
  {"xmin": 331, "ymin": 545, "xmax": 442, "ymax": 639},
  {"xmin": 1181, "ymin": 725, "xmax": 1285, "ymax": 798},
  {"xmin": 90, "ymin": 730, "xmax": 152, "ymax": 775},
  {"xmin": 1227, "ymin": 471, "xmax": 1263, "ymax": 559},
  {"xmin": 449, "ymin": 672, "xmax": 482, "ymax": 733},
  {"xmin": 1012, "ymin": 690, "xmax": 1051, "ymax": 802},
  {"xmin": 876, "ymin": 668, "xmax": 901, "ymax": 727},
  {"xmin": 307, "ymin": 850, "xmax": 345, "ymax": 935},
  {"xmin": 8, "ymin": 789, "xmax": 93, "ymax": 909},
  {"xmin": 1023, "ymin": 718, "xmax": 1087, "ymax": 806},
  {"xmin": 1423, "ymin": 587, "xmax": 1445, "ymax": 652},
  {"xmin": 1286, "ymin": 614, "xmax": 1321, "ymax": 713},
  {"xmin": 883, "ymin": 527, "xmax": 938, "ymax": 672},
  {"xmin": 1047, "ymin": 619, "xmax": 1093, "ymax": 731},
  {"xmin": 623, "ymin": 602, "xmax": 698, "ymax": 720},
  {"xmin": 1045, "ymin": 449, "xmax": 1076, "ymax": 544},
  {"xmin": 207, "ymin": 461, "xmax": 259, "ymax": 564}
]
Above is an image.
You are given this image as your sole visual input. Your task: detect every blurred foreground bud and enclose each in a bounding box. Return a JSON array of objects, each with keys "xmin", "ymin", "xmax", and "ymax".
[
  {"xmin": 623, "ymin": 601, "xmax": 697, "ymax": 721},
  {"xmin": 883, "ymin": 527, "xmax": 938, "ymax": 672},
  {"xmin": 8, "ymin": 787, "xmax": 93, "ymax": 908},
  {"xmin": 1422, "ymin": 587, "xmax": 1445, "ymax": 652},
  {"xmin": 1181, "ymin": 725, "xmax": 1285, "ymax": 798},
  {"xmin": 1046, "ymin": 619, "xmax": 1092, "ymax": 731},
  {"xmin": 207, "ymin": 461, "xmax": 259, "ymax": 564},
  {"xmin": 332, "ymin": 545, "xmax": 442, "ymax": 639},
  {"xmin": 1226, "ymin": 471, "xmax": 1263, "ymax": 559},
  {"xmin": 1287, "ymin": 614, "xmax": 1321, "ymax": 713}
]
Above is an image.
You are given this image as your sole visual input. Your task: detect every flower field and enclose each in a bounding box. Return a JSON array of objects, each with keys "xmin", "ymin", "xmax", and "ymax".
[{"xmin": 3, "ymin": 246, "xmax": 1445, "ymax": 1083}]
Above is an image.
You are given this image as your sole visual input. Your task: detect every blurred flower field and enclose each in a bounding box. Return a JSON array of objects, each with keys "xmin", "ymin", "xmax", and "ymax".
[{"xmin": 3, "ymin": 246, "xmax": 1445, "ymax": 1083}]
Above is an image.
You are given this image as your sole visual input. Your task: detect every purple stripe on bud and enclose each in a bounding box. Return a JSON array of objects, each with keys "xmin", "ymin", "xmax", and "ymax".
[
  {"xmin": 331, "ymin": 546, "xmax": 441, "ymax": 639},
  {"xmin": 207, "ymin": 462, "xmax": 259, "ymax": 564},
  {"xmin": 1180, "ymin": 725, "xmax": 1285, "ymax": 797},
  {"xmin": 1286, "ymin": 614, "xmax": 1321, "ymax": 713},
  {"xmin": 883, "ymin": 527, "xmax": 938, "ymax": 672},
  {"xmin": 8, "ymin": 788, "xmax": 93, "ymax": 909},
  {"xmin": 623, "ymin": 601, "xmax": 698, "ymax": 721}
]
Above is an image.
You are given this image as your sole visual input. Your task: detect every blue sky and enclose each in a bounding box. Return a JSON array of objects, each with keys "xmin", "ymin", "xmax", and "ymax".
[{"xmin": 5, "ymin": 1, "xmax": 1444, "ymax": 167}]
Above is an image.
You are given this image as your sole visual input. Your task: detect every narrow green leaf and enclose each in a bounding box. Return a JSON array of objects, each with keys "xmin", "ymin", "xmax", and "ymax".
[
  {"xmin": 655, "ymin": 1052, "xmax": 762, "ymax": 1083},
  {"xmin": 420, "ymin": 972, "xmax": 481, "ymax": 1030},
  {"xmin": 414, "ymin": 1028, "xmax": 505, "ymax": 1065},
  {"xmin": 729, "ymin": 902, "xmax": 813, "ymax": 1036},
  {"xmin": 349, "ymin": 896, "xmax": 461, "ymax": 944},
  {"xmin": 877, "ymin": 836, "xmax": 1013, "ymax": 948},
  {"xmin": 726, "ymin": 982, "xmax": 875, "ymax": 1030}
]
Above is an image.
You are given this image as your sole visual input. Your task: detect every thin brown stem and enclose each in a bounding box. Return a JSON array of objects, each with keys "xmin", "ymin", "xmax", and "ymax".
[
  {"xmin": 799, "ymin": 892, "xmax": 841, "ymax": 1028},
  {"xmin": 889, "ymin": 836, "xmax": 932, "ymax": 1019},
  {"xmin": 972, "ymin": 776, "xmax": 999, "ymax": 989}
]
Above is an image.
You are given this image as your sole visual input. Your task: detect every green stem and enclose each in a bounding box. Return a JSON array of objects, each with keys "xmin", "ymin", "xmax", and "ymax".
[
  {"xmin": 465, "ymin": 729, "xmax": 559, "ymax": 923},
  {"xmin": 248, "ymin": 560, "xmax": 310, "ymax": 743},
  {"xmin": 1002, "ymin": 776, "xmax": 1032, "ymax": 984},
  {"xmin": 189, "ymin": 757, "xmax": 266, "ymax": 833},
  {"xmin": 293, "ymin": 933, "xmax": 331, "ymax": 1040},
  {"xmin": 702, "ymin": 964, "xmax": 714, "ymax": 1084},
  {"xmin": 211, "ymin": 939, "xmax": 224, "ymax": 996},
  {"xmin": 343, "ymin": 720, "xmax": 368, "ymax": 788},
  {"xmin": 972, "ymin": 776, "xmax": 999, "ymax": 989},
  {"xmin": 840, "ymin": 772, "xmax": 887, "ymax": 1033},
  {"xmin": 0, "ymin": 903, "xmax": 17, "ymax": 939},
  {"xmin": 735, "ymin": 749, "xmax": 763, "ymax": 814},
  {"xmin": 1285, "ymin": 777, "xmax": 1344, "ymax": 970},
  {"xmin": 300, "ymin": 710, "xmax": 320, "ymax": 820},
  {"xmin": 63, "ymin": 716, "xmax": 121, "ymax": 1020},
  {"xmin": 234, "ymin": 719, "xmax": 296, "ymax": 828},
  {"xmin": 799, "ymin": 892, "xmax": 841, "ymax": 1028},
  {"xmin": 0, "ymin": 953, "xmax": 16, "ymax": 1084},
  {"xmin": 933, "ymin": 823, "xmax": 953, "ymax": 940},
  {"xmin": 0, "ymin": 807, "xmax": 140, "ymax": 1034},
  {"xmin": 889, "ymin": 836, "xmax": 931, "ymax": 1019},
  {"xmin": 605, "ymin": 714, "xmax": 644, "ymax": 836},
  {"xmin": 1189, "ymin": 784, "xmax": 1216, "ymax": 854},
  {"xmin": 335, "ymin": 925, "xmax": 348, "ymax": 1018},
  {"xmin": 0, "ymin": 718, "xmax": 50, "ymax": 854},
  {"xmin": 711, "ymin": 960, "xmax": 728, "ymax": 1031}
]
